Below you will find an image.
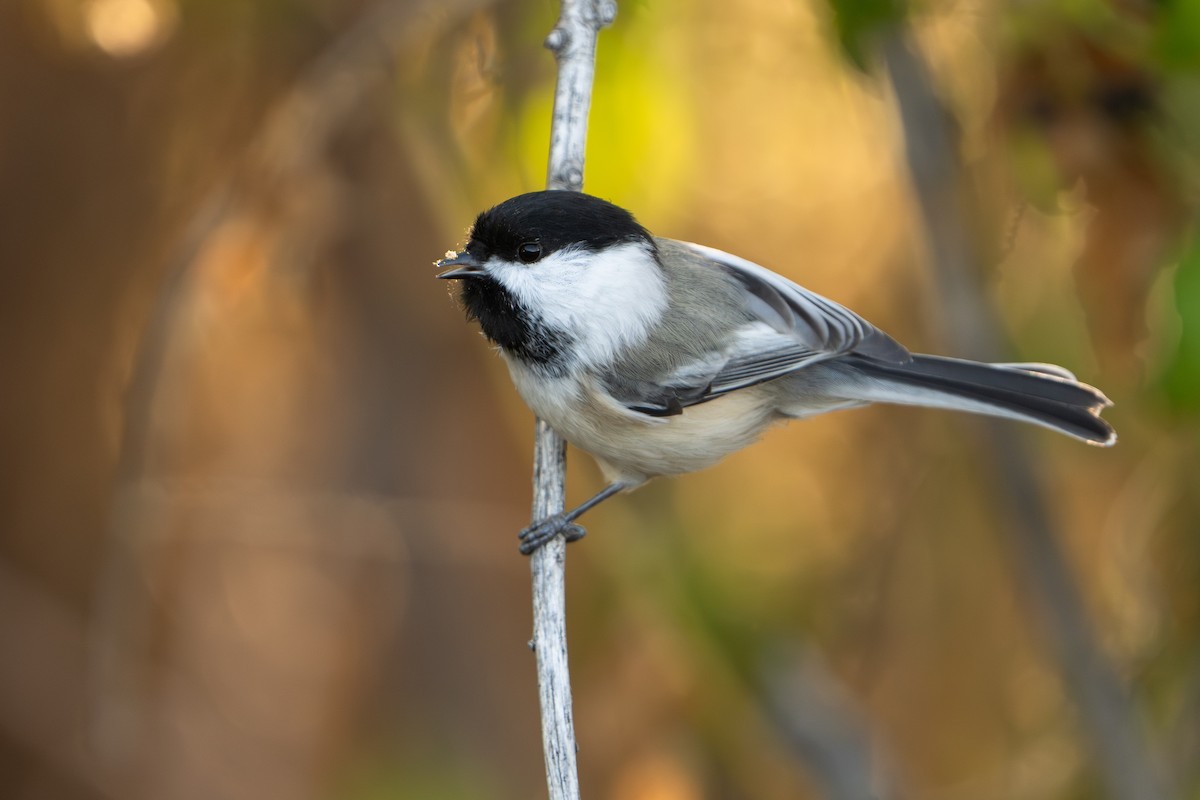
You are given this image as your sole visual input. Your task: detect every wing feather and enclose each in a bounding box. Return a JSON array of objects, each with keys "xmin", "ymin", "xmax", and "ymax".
[
  {"xmin": 679, "ymin": 241, "xmax": 911, "ymax": 363},
  {"xmin": 603, "ymin": 240, "xmax": 911, "ymax": 416}
]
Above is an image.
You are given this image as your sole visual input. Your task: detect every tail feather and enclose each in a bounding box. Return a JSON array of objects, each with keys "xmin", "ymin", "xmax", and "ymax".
[{"xmin": 843, "ymin": 354, "xmax": 1116, "ymax": 446}]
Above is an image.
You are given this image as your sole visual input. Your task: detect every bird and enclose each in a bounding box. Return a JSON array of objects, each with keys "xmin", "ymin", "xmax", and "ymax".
[{"xmin": 437, "ymin": 190, "xmax": 1115, "ymax": 554}]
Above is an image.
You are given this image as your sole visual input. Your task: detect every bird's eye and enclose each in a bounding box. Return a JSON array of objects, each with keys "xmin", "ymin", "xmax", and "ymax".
[{"xmin": 517, "ymin": 241, "xmax": 543, "ymax": 264}]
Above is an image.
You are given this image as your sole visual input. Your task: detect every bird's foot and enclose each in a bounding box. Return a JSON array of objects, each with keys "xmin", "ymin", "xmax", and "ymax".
[{"xmin": 518, "ymin": 513, "xmax": 587, "ymax": 555}]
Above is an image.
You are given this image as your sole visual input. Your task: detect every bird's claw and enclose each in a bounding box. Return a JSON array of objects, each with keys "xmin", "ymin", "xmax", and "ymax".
[{"xmin": 518, "ymin": 513, "xmax": 587, "ymax": 555}]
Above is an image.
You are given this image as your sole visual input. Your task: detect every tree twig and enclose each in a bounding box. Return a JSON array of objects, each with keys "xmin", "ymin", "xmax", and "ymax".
[
  {"xmin": 879, "ymin": 29, "xmax": 1170, "ymax": 800},
  {"xmin": 530, "ymin": 3, "xmax": 616, "ymax": 798},
  {"xmin": 759, "ymin": 646, "xmax": 905, "ymax": 800}
]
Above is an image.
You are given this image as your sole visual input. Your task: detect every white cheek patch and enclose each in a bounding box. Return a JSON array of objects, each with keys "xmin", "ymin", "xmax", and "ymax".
[{"xmin": 489, "ymin": 241, "xmax": 668, "ymax": 368}]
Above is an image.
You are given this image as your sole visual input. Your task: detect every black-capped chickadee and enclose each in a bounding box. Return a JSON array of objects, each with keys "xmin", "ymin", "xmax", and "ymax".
[{"xmin": 438, "ymin": 191, "xmax": 1115, "ymax": 554}]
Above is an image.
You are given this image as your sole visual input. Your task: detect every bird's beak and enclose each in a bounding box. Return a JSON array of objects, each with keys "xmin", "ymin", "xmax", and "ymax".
[{"xmin": 436, "ymin": 251, "xmax": 485, "ymax": 280}]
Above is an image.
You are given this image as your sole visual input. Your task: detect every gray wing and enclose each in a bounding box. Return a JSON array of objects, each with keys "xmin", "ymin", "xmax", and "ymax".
[
  {"xmin": 680, "ymin": 241, "xmax": 910, "ymax": 363},
  {"xmin": 604, "ymin": 240, "xmax": 911, "ymax": 417}
]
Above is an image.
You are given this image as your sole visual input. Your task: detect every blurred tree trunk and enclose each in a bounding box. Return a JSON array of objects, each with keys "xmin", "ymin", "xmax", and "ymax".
[{"xmin": 1, "ymin": 2, "xmax": 529, "ymax": 798}]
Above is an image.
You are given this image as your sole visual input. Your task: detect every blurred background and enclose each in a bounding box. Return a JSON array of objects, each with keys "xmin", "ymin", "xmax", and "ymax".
[{"xmin": 2, "ymin": 0, "xmax": 1198, "ymax": 798}]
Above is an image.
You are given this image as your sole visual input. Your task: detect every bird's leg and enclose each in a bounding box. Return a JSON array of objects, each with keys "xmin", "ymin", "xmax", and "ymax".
[{"xmin": 518, "ymin": 482, "xmax": 628, "ymax": 555}]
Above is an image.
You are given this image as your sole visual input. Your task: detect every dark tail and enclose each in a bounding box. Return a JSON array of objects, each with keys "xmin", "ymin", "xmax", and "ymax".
[{"xmin": 843, "ymin": 354, "xmax": 1116, "ymax": 446}]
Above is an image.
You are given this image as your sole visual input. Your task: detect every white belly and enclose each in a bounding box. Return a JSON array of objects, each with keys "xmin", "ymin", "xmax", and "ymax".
[{"xmin": 506, "ymin": 359, "xmax": 778, "ymax": 484}]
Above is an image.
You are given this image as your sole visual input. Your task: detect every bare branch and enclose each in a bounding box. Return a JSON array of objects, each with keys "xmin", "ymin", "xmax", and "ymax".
[
  {"xmin": 544, "ymin": 1, "xmax": 618, "ymax": 192},
  {"xmin": 760, "ymin": 647, "xmax": 906, "ymax": 800},
  {"xmin": 529, "ymin": 2, "xmax": 616, "ymax": 798},
  {"xmin": 879, "ymin": 29, "xmax": 1171, "ymax": 800}
]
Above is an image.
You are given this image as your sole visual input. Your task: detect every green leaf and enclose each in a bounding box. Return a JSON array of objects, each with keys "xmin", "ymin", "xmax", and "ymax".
[
  {"xmin": 1155, "ymin": 0, "xmax": 1200, "ymax": 72},
  {"xmin": 1159, "ymin": 235, "xmax": 1200, "ymax": 413},
  {"xmin": 824, "ymin": 0, "xmax": 907, "ymax": 72}
]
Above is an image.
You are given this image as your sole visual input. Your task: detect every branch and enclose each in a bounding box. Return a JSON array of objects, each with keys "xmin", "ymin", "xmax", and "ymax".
[
  {"xmin": 879, "ymin": 29, "xmax": 1171, "ymax": 800},
  {"xmin": 530, "ymin": 3, "xmax": 616, "ymax": 798},
  {"xmin": 759, "ymin": 647, "xmax": 906, "ymax": 800}
]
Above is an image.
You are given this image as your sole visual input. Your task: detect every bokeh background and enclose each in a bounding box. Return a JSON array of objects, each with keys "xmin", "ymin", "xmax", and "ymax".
[{"xmin": 2, "ymin": 0, "xmax": 1198, "ymax": 798}]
